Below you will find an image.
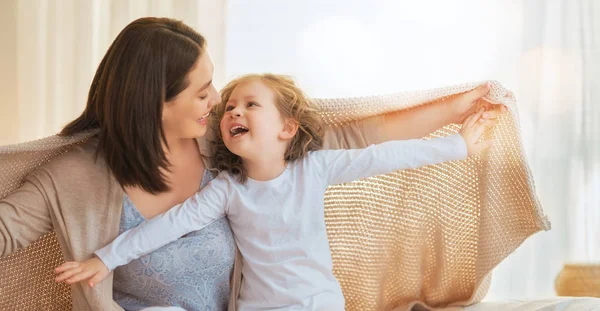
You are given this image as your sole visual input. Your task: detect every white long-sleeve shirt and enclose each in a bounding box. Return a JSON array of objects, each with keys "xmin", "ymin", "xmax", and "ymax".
[{"xmin": 96, "ymin": 134, "xmax": 467, "ymax": 311}]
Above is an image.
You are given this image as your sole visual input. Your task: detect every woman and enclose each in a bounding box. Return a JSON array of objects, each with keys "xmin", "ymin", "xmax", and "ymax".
[{"xmin": 0, "ymin": 17, "xmax": 502, "ymax": 311}]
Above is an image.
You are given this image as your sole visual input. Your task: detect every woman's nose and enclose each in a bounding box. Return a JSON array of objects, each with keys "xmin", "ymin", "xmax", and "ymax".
[{"xmin": 208, "ymin": 91, "xmax": 221, "ymax": 109}]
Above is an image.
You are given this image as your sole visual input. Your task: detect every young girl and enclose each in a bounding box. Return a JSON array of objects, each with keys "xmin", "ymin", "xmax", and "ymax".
[{"xmin": 55, "ymin": 74, "xmax": 491, "ymax": 311}]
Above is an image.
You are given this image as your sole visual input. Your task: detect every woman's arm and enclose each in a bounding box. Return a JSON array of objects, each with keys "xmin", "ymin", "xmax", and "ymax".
[
  {"xmin": 0, "ymin": 173, "xmax": 53, "ymax": 257},
  {"xmin": 322, "ymin": 83, "xmax": 505, "ymax": 149},
  {"xmin": 381, "ymin": 83, "xmax": 504, "ymax": 141}
]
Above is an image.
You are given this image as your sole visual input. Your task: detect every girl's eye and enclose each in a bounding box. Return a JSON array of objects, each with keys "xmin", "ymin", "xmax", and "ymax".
[
  {"xmin": 247, "ymin": 102, "xmax": 257, "ymax": 107},
  {"xmin": 225, "ymin": 106, "xmax": 234, "ymax": 111}
]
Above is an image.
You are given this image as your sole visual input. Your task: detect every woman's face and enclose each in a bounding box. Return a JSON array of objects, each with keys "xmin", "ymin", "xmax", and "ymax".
[{"xmin": 162, "ymin": 53, "xmax": 221, "ymax": 140}]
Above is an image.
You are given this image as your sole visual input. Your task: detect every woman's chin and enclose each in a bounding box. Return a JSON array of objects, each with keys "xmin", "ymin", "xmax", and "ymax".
[{"xmin": 193, "ymin": 126, "xmax": 209, "ymax": 138}]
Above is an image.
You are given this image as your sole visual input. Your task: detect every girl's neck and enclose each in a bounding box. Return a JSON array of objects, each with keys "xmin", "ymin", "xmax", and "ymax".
[{"xmin": 243, "ymin": 156, "xmax": 287, "ymax": 182}]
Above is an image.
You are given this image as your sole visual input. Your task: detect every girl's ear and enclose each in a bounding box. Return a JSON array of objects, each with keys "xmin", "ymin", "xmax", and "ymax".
[{"xmin": 279, "ymin": 118, "xmax": 299, "ymax": 140}]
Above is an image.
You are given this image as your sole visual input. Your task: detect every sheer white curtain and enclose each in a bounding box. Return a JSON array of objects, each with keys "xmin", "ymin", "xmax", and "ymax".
[
  {"xmin": 226, "ymin": 0, "xmax": 599, "ymax": 299},
  {"xmin": 0, "ymin": 0, "xmax": 226, "ymax": 145},
  {"xmin": 489, "ymin": 0, "xmax": 600, "ymax": 299}
]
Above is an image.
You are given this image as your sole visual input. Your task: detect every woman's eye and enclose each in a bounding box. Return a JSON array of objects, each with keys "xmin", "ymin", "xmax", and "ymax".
[{"xmin": 199, "ymin": 94, "xmax": 208, "ymax": 100}]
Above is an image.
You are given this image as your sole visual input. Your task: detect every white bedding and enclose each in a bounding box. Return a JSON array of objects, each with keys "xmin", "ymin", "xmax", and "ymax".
[{"xmin": 463, "ymin": 297, "xmax": 600, "ymax": 311}]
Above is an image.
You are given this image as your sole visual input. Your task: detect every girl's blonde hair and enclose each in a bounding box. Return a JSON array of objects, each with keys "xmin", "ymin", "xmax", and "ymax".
[{"xmin": 211, "ymin": 74, "xmax": 324, "ymax": 182}]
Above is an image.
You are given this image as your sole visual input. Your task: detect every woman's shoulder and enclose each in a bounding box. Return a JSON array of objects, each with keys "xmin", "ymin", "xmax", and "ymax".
[
  {"xmin": 0, "ymin": 131, "xmax": 102, "ymax": 179},
  {"xmin": 21, "ymin": 135, "xmax": 115, "ymax": 192},
  {"xmin": 37, "ymin": 135, "xmax": 105, "ymax": 174},
  {"xmin": 0, "ymin": 132, "xmax": 116, "ymax": 206}
]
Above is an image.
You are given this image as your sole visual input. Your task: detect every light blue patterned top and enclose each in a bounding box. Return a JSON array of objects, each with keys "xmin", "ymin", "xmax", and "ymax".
[{"xmin": 113, "ymin": 169, "xmax": 236, "ymax": 311}]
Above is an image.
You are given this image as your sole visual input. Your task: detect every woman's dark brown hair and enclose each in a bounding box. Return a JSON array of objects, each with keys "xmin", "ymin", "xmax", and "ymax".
[
  {"xmin": 211, "ymin": 74, "xmax": 324, "ymax": 183},
  {"xmin": 61, "ymin": 17, "xmax": 205, "ymax": 194}
]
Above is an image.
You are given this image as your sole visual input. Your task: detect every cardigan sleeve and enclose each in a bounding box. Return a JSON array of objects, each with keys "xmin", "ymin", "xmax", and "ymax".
[
  {"xmin": 322, "ymin": 115, "xmax": 387, "ymax": 150},
  {"xmin": 0, "ymin": 171, "xmax": 53, "ymax": 257}
]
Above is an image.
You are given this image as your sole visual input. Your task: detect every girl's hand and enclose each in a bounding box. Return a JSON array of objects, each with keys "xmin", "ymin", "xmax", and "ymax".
[
  {"xmin": 451, "ymin": 83, "xmax": 507, "ymax": 126},
  {"xmin": 459, "ymin": 108, "xmax": 493, "ymax": 156},
  {"xmin": 55, "ymin": 257, "xmax": 109, "ymax": 288}
]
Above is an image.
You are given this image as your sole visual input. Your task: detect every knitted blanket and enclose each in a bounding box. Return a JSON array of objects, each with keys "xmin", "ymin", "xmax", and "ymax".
[{"xmin": 0, "ymin": 81, "xmax": 549, "ymax": 310}]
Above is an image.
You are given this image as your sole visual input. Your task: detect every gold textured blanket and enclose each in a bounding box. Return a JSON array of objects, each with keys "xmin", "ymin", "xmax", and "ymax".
[{"xmin": 0, "ymin": 81, "xmax": 549, "ymax": 310}]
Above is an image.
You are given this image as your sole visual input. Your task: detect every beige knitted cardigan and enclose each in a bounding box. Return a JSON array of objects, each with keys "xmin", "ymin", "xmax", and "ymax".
[{"xmin": 0, "ymin": 81, "xmax": 549, "ymax": 311}]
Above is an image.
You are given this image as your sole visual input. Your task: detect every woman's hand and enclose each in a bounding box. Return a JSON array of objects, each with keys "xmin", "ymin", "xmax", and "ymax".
[
  {"xmin": 459, "ymin": 108, "xmax": 493, "ymax": 156},
  {"xmin": 451, "ymin": 83, "xmax": 507, "ymax": 126},
  {"xmin": 55, "ymin": 257, "xmax": 109, "ymax": 288},
  {"xmin": 380, "ymin": 82, "xmax": 507, "ymax": 142}
]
